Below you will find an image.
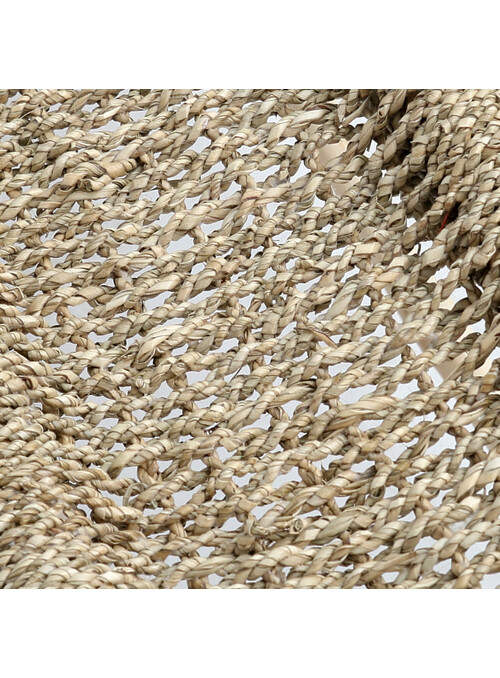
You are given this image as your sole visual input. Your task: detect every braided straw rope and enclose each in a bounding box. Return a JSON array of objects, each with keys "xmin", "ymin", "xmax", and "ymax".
[{"xmin": 2, "ymin": 89, "xmax": 500, "ymax": 589}]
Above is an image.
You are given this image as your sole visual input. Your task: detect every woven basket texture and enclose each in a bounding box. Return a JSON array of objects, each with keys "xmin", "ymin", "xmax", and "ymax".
[{"xmin": 2, "ymin": 89, "xmax": 500, "ymax": 588}]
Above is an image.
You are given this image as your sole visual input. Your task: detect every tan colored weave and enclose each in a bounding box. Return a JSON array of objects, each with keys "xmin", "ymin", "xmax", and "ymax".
[{"xmin": 2, "ymin": 89, "xmax": 500, "ymax": 588}]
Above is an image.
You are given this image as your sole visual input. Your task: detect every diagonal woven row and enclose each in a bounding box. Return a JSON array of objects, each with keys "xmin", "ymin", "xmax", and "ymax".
[{"xmin": 1, "ymin": 89, "xmax": 500, "ymax": 588}]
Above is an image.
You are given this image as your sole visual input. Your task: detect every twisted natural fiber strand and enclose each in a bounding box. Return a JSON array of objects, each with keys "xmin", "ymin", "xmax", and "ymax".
[{"xmin": 2, "ymin": 89, "xmax": 500, "ymax": 588}]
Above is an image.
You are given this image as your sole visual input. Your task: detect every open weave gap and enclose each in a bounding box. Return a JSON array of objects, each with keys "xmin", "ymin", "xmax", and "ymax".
[{"xmin": 1, "ymin": 89, "xmax": 500, "ymax": 589}]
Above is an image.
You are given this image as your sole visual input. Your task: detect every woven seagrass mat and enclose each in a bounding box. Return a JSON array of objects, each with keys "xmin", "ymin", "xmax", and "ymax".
[{"xmin": 2, "ymin": 89, "xmax": 500, "ymax": 589}]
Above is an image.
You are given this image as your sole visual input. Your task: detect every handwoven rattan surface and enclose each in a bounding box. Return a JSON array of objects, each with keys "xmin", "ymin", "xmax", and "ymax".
[{"xmin": 2, "ymin": 89, "xmax": 500, "ymax": 588}]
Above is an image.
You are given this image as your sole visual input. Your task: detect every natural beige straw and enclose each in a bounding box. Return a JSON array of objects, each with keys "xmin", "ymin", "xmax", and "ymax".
[{"xmin": 2, "ymin": 89, "xmax": 500, "ymax": 588}]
